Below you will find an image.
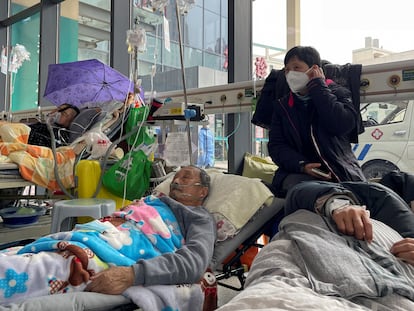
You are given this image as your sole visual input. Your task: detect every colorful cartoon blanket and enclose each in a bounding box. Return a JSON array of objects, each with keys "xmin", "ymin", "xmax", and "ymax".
[
  {"xmin": 0, "ymin": 196, "xmax": 203, "ymax": 310},
  {"xmin": 0, "ymin": 121, "xmax": 75, "ymax": 190}
]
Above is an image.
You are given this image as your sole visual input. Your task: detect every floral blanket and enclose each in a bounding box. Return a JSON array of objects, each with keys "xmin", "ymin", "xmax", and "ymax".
[
  {"xmin": 0, "ymin": 121, "xmax": 75, "ymax": 190},
  {"xmin": 0, "ymin": 196, "xmax": 187, "ymax": 308}
]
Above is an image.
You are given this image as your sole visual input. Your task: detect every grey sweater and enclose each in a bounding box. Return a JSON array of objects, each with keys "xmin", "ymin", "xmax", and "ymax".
[{"xmin": 132, "ymin": 196, "xmax": 216, "ymax": 286}]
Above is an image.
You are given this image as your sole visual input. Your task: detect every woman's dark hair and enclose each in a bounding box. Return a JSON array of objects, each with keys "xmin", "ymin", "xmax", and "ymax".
[{"xmin": 284, "ymin": 46, "xmax": 321, "ymax": 68}]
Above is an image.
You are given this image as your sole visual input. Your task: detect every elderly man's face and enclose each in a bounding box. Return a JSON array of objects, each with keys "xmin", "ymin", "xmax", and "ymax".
[{"xmin": 169, "ymin": 166, "xmax": 208, "ymax": 206}]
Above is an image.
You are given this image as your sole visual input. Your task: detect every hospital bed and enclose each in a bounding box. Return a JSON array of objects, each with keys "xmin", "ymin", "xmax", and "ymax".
[
  {"xmin": 217, "ymin": 209, "xmax": 414, "ymax": 311},
  {"xmin": 0, "ymin": 169, "xmax": 285, "ymax": 311},
  {"xmin": 0, "ymin": 100, "xmax": 130, "ymax": 197}
]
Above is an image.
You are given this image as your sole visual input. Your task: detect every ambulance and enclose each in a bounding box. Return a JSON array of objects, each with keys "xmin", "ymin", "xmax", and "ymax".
[{"xmin": 353, "ymin": 59, "xmax": 414, "ymax": 180}]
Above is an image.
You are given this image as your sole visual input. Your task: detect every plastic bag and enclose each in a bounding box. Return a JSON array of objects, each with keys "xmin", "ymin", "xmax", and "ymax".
[
  {"xmin": 125, "ymin": 106, "xmax": 155, "ymax": 147},
  {"xmin": 102, "ymin": 149, "xmax": 152, "ymax": 200},
  {"xmin": 71, "ymin": 125, "xmax": 112, "ymax": 159}
]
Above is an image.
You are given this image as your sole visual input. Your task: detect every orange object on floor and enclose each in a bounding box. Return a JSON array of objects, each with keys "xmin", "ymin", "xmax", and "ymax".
[
  {"xmin": 223, "ymin": 244, "xmax": 259, "ymax": 271},
  {"xmin": 223, "ymin": 234, "xmax": 271, "ymax": 270},
  {"xmin": 240, "ymin": 246, "xmax": 259, "ymax": 269},
  {"xmin": 261, "ymin": 234, "xmax": 270, "ymax": 245}
]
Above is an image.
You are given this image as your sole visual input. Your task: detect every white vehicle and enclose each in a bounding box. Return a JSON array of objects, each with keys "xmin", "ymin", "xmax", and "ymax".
[
  {"xmin": 355, "ymin": 99, "xmax": 414, "ymax": 179},
  {"xmin": 353, "ymin": 60, "xmax": 414, "ymax": 180}
]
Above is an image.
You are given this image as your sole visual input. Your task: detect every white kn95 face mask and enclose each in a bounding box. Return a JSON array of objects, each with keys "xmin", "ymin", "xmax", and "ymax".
[{"xmin": 285, "ymin": 70, "xmax": 309, "ymax": 93}]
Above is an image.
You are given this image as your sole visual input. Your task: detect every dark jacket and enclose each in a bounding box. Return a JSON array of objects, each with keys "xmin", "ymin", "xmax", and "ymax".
[
  {"xmin": 251, "ymin": 69, "xmax": 290, "ymax": 129},
  {"xmin": 28, "ymin": 122, "xmax": 69, "ymax": 148},
  {"xmin": 380, "ymin": 171, "xmax": 414, "ymax": 205},
  {"xmin": 268, "ymin": 77, "xmax": 366, "ymax": 194},
  {"xmin": 285, "ymin": 180, "xmax": 414, "ymax": 238}
]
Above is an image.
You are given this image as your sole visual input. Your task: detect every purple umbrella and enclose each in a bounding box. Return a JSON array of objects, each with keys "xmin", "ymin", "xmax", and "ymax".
[{"xmin": 44, "ymin": 59, "xmax": 133, "ymax": 107}]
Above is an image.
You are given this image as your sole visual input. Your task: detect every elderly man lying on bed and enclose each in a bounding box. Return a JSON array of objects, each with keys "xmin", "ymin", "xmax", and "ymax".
[
  {"xmin": 285, "ymin": 180, "xmax": 414, "ymax": 264},
  {"xmin": 0, "ymin": 165, "xmax": 215, "ymax": 304}
]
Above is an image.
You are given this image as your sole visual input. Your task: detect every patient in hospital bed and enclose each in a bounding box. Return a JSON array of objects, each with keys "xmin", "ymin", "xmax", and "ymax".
[
  {"xmin": 217, "ymin": 180, "xmax": 414, "ymax": 311},
  {"xmin": 284, "ymin": 180, "xmax": 414, "ymax": 244},
  {"xmin": 0, "ymin": 165, "xmax": 215, "ymax": 305},
  {"xmin": 27, "ymin": 103, "xmax": 80, "ymax": 148}
]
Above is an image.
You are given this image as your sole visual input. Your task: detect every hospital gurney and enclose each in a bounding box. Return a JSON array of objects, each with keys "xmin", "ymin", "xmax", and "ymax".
[
  {"xmin": 0, "ymin": 170, "xmax": 285, "ymax": 311},
  {"xmin": 0, "ymin": 101, "xmax": 131, "ymax": 200}
]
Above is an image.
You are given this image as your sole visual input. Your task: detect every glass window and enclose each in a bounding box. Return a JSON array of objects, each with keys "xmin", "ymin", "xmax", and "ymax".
[
  {"xmin": 204, "ymin": 0, "xmax": 221, "ymax": 14},
  {"xmin": 164, "ymin": 3, "xmax": 180, "ymax": 43},
  {"xmin": 60, "ymin": 0, "xmax": 111, "ymax": 64},
  {"xmin": 204, "ymin": 51, "xmax": 221, "ymax": 70},
  {"xmin": 185, "ymin": 46, "xmax": 203, "ymax": 68},
  {"xmin": 361, "ymin": 101, "xmax": 408, "ymax": 127},
  {"xmin": 8, "ymin": 11, "xmax": 40, "ymax": 111},
  {"xmin": 11, "ymin": 0, "xmax": 40, "ymax": 15},
  {"xmin": 184, "ymin": 5, "xmax": 203, "ymax": 49},
  {"xmin": 221, "ymin": 0, "xmax": 227, "ymax": 17},
  {"xmin": 203, "ymin": 10, "xmax": 220, "ymax": 53},
  {"xmin": 133, "ymin": 1, "xmax": 228, "ymax": 93},
  {"xmin": 134, "ymin": 0, "xmax": 228, "ymax": 166}
]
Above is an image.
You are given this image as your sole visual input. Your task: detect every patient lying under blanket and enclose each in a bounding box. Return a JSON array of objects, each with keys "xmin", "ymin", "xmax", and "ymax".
[
  {"xmin": 0, "ymin": 193, "xmax": 215, "ymax": 311},
  {"xmin": 0, "ymin": 196, "xmax": 183, "ymax": 303},
  {"xmin": 0, "ymin": 165, "xmax": 216, "ymax": 311}
]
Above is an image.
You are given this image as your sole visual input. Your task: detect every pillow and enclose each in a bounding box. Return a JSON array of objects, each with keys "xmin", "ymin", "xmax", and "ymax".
[
  {"xmin": 242, "ymin": 153, "xmax": 277, "ymax": 184},
  {"xmin": 154, "ymin": 168, "xmax": 274, "ymax": 241},
  {"xmin": 68, "ymin": 108, "xmax": 106, "ymax": 143}
]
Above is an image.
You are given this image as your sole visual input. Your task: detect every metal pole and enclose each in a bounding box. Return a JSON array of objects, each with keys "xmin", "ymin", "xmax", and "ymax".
[{"xmin": 175, "ymin": 0, "xmax": 193, "ymax": 165}]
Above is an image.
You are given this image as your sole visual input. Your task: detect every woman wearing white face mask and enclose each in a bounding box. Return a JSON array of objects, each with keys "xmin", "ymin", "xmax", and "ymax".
[{"xmin": 267, "ymin": 46, "xmax": 365, "ymax": 198}]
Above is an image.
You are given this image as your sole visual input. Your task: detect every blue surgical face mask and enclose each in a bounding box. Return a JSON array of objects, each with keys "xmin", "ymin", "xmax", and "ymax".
[{"xmin": 285, "ymin": 70, "xmax": 309, "ymax": 93}]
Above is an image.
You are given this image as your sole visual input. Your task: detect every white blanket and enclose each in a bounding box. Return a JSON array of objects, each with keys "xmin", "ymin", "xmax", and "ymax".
[{"xmin": 124, "ymin": 284, "xmax": 203, "ymax": 311}]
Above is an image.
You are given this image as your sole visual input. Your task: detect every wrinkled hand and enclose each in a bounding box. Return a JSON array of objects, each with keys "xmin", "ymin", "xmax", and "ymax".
[
  {"xmin": 303, "ymin": 163, "xmax": 332, "ymax": 180},
  {"xmin": 332, "ymin": 205, "xmax": 373, "ymax": 243},
  {"xmin": 391, "ymin": 238, "xmax": 414, "ymax": 265},
  {"xmin": 84, "ymin": 266, "xmax": 135, "ymax": 295}
]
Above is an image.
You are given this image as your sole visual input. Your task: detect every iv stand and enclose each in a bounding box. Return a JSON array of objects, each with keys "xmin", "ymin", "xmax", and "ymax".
[{"xmin": 175, "ymin": 0, "xmax": 193, "ymax": 165}]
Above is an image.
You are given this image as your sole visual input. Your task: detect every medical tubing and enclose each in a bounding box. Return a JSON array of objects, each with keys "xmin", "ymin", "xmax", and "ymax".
[
  {"xmin": 90, "ymin": 76, "xmax": 141, "ymax": 201},
  {"xmin": 91, "ymin": 108, "xmax": 149, "ymax": 199},
  {"xmin": 223, "ymin": 106, "xmax": 242, "ymax": 152},
  {"xmin": 119, "ymin": 106, "xmax": 149, "ymax": 204},
  {"xmin": 47, "ymin": 119, "xmax": 75, "ymax": 199}
]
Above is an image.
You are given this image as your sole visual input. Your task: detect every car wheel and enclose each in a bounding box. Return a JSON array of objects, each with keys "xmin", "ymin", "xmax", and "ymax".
[{"xmin": 362, "ymin": 160, "xmax": 399, "ymax": 181}]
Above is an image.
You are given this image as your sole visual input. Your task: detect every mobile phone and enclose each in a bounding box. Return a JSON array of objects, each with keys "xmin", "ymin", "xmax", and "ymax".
[{"xmin": 311, "ymin": 168, "xmax": 330, "ymax": 178}]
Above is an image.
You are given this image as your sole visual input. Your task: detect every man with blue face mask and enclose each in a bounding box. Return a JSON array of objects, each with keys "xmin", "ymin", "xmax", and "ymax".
[{"xmin": 267, "ymin": 46, "xmax": 365, "ymax": 198}]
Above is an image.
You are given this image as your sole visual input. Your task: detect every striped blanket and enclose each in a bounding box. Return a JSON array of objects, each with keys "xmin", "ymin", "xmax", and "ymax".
[{"xmin": 0, "ymin": 121, "xmax": 75, "ymax": 190}]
